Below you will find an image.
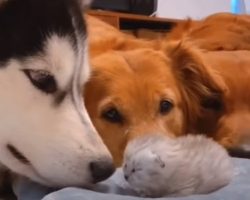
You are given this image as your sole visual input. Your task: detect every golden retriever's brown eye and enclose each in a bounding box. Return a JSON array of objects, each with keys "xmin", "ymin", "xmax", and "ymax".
[
  {"xmin": 23, "ymin": 69, "xmax": 57, "ymax": 94},
  {"xmin": 160, "ymin": 100, "xmax": 173, "ymax": 114},
  {"xmin": 102, "ymin": 108, "xmax": 123, "ymax": 123}
]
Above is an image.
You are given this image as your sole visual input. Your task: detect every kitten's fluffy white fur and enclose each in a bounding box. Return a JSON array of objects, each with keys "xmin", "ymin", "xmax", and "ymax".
[{"xmin": 123, "ymin": 135, "xmax": 233, "ymax": 197}]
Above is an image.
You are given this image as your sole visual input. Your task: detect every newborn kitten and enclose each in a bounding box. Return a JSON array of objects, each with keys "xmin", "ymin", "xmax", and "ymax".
[{"xmin": 123, "ymin": 135, "xmax": 233, "ymax": 197}]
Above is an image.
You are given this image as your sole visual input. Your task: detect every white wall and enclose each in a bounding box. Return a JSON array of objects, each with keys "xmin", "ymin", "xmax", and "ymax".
[
  {"xmin": 245, "ymin": 0, "xmax": 250, "ymax": 13},
  {"xmin": 157, "ymin": 0, "xmax": 231, "ymax": 19}
]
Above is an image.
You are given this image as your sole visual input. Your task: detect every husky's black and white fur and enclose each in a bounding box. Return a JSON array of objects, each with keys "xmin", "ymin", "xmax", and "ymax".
[{"xmin": 0, "ymin": 0, "xmax": 114, "ymax": 190}]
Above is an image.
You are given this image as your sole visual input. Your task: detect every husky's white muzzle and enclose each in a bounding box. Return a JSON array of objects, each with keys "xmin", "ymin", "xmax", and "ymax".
[{"xmin": 0, "ymin": 0, "xmax": 114, "ymax": 187}]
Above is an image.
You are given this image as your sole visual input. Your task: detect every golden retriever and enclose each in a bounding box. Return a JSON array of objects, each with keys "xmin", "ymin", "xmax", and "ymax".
[
  {"xmin": 85, "ymin": 42, "xmax": 250, "ymax": 165},
  {"xmin": 85, "ymin": 14, "xmax": 250, "ymax": 165}
]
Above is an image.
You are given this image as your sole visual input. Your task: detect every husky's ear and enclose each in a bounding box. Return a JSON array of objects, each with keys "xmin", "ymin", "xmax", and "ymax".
[
  {"xmin": 77, "ymin": 0, "xmax": 92, "ymax": 9},
  {"xmin": 166, "ymin": 42, "xmax": 227, "ymax": 124}
]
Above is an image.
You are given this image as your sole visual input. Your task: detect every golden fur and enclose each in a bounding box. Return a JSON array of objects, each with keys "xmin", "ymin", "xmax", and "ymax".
[
  {"xmin": 166, "ymin": 13, "xmax": 250, "ymax": 51},
  {"xmin": 84, "ymin": 44, "xmax": 232, "ymax": 165},
  {"xmin": 85, "ymin": 14, "xmax": 250, "ymax": 166},
  {"xmin": 201, "ymin": 50, "xmax": 250, "ymax": 148},
  {"xmin": 86, "ymin": 15, "xmax": 159, "ymax": 57}
]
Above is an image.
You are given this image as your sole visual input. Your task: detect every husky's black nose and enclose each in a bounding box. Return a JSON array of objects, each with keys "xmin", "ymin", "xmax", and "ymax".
[{"xmin": 89, "ymin": 159, "xmax": 115, "ymax": 182}]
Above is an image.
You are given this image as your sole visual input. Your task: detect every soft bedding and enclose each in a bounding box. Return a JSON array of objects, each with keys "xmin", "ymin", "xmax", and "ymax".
[{"xmin": 14, "ymin": 158, "xmax": 250, "ymax": 200}]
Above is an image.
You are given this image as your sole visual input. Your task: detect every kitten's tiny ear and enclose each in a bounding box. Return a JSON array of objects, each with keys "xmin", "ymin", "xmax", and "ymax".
[
  {"xmin": 78, "ymin": 0, "xmax": 93, "ymax": 9},
  {"xmin": 153, "ymin": 153, "xmax": 165, "ymax": 168}
]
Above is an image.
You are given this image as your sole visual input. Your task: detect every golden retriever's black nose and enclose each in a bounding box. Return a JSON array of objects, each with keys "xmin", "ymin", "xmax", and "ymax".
[{"xmin": 89, "ymin": 159, "xmax": 115, "ymax": 182}]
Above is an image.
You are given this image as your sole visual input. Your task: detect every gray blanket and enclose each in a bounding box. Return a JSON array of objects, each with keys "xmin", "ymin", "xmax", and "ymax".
[{"xmin": 14, "ymin": 158, "xmax": 250, "ymax": 200}]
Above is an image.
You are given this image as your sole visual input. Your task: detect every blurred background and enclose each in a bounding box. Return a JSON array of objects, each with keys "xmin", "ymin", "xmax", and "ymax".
[
  {"xmin": 91, "ymin": 0, "xmax": 249, "ymax": 19},
  {"xmin": 157, "ymin": 0, "xmax": 248, "ymax": 19}
]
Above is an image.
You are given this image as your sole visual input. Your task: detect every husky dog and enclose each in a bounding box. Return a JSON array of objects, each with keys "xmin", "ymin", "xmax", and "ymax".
[
  {"xmin": 123, "ymin": 135, "xmax": 233, "ymax": 197},
  {"xmin": 0, "ymin": 0, "xmax": 114, "ymax": 190}
]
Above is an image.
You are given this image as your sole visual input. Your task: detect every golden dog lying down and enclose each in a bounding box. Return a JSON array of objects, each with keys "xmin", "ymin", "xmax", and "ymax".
[
  {"xmin": 85, "ymin": 45, "xmax": 250, "ymax": 165},
  {"xmin": 85, "ymin": 14, "xmax": 250, "ymax": 165}
]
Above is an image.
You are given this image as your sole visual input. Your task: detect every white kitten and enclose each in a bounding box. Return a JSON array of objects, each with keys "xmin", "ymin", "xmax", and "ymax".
[{"xmin": 123, "ymin": 135, "xmax": 233, "ymax": 197}]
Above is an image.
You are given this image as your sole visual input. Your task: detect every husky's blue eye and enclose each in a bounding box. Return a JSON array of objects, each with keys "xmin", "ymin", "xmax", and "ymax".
[
  {"xmin": 160, "ymin": 100, "xmax": 173, "ymax": 114},
  {"xmin": 102, "ymin": 107, "xmax": 123, "ymax": 123},
  {"xmin": 23, "ymin": 69, "xmax": 57, "ymax": 94}
]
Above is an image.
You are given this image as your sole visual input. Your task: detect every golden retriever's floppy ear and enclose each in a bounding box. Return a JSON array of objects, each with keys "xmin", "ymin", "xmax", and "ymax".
[{"xmin": 167, "ymin": 42, "xmax": 226, "ymax": 124}]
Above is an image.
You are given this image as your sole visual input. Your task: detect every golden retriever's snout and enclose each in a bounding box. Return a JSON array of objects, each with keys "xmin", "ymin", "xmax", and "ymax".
[{"xmin": 89, "ymin": 158, "xmax": 115, "ymax": 182}]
